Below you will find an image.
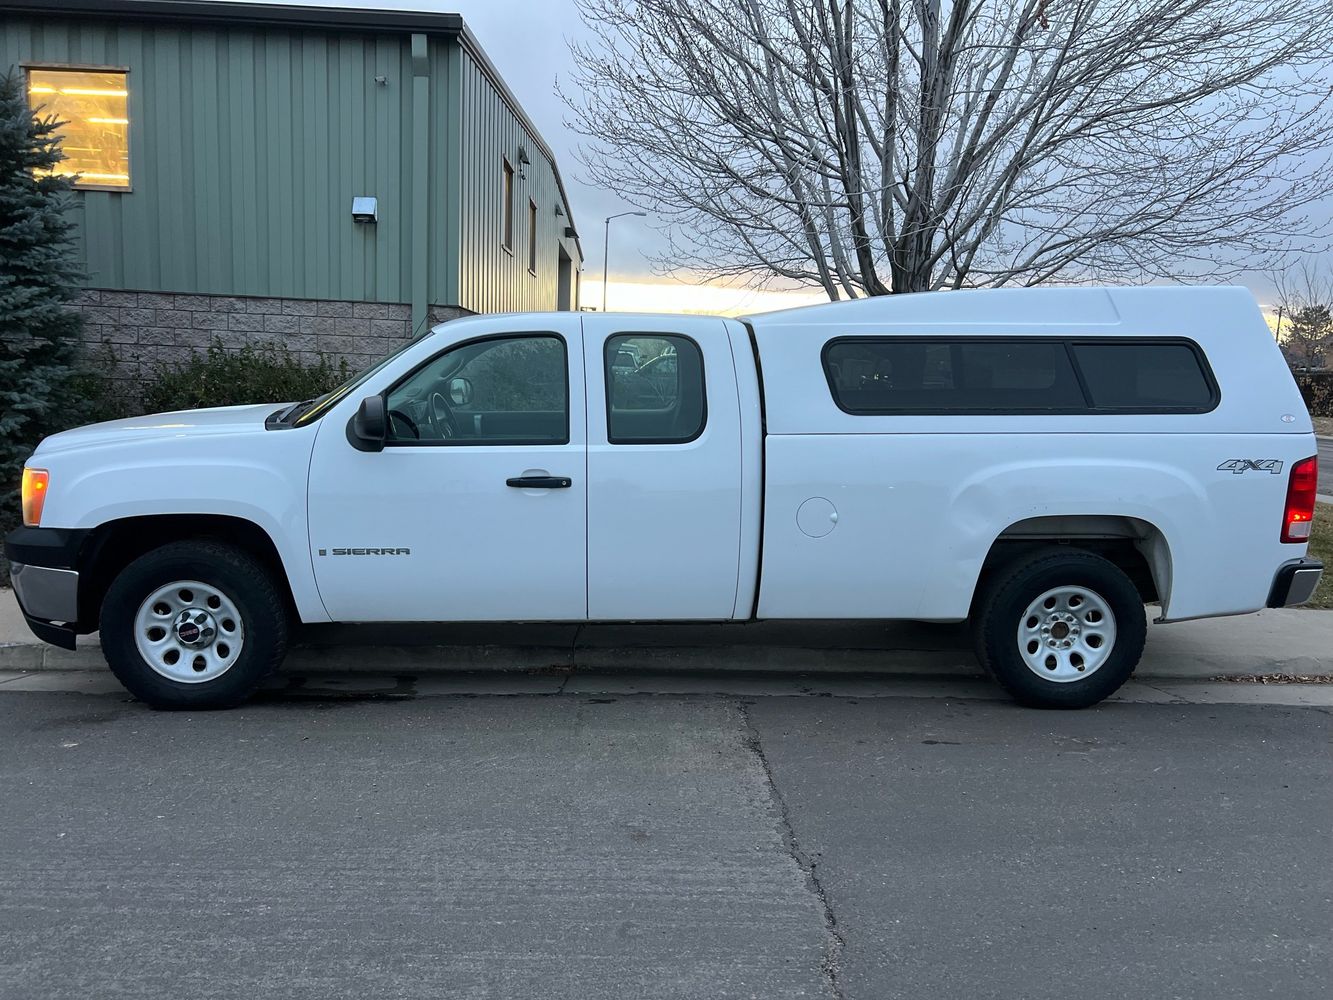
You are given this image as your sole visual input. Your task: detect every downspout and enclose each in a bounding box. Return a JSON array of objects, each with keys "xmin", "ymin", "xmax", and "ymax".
[
  {"xmin": 410, "ymin": 33, "xmax": 429, "ymax": 337},
  {"xmin": 442, "ymin": 40, "xmax": 463, "ymax": 308}
]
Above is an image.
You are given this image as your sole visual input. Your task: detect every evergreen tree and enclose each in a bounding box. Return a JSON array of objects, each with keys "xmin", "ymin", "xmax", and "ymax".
[
  {"xmin": 0, "ymin": 70, "xmax": 85, "ymax": 572},
  {"xmin": 1284, "ymin": 303, "xmax": 1332, "ymax": 370}
]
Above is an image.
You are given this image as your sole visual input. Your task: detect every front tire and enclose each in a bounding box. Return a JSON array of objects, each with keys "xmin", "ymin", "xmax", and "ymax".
[
  {"xmin": 101, "ymin": 541, "xmax": 289, "ymax": 709},
  {"xmin": 972, "ymin": 547, "xmax": 1147, "ymax": 708}
]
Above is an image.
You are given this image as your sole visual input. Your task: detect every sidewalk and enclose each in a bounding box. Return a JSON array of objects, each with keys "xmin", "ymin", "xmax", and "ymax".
[{"xmin": 5, "ymin": 586, "xmax": 1331, "ymax": 680}]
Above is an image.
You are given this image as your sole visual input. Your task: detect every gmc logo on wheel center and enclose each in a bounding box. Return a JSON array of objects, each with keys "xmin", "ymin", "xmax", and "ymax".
[{"xmin": 1217, "ymin": 459, "xmax": 1283, "ymax": 475}]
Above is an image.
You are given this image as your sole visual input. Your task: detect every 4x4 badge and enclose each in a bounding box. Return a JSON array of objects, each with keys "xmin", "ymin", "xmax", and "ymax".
[{"xmin": 1217, "ymin": 459, "xmax": 1283, "ymax": 475}]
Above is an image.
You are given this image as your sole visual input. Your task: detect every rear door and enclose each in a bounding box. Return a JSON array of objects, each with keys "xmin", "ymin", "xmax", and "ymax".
[{"xmin": 582, "ymin": 315, "xmax": 744, "ymax": 620}]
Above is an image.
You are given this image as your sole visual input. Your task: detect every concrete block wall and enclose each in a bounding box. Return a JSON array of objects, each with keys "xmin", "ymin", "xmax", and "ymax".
[{"xmin": 73, "ymin": 289, "xmax": 467, "ymax": 390}]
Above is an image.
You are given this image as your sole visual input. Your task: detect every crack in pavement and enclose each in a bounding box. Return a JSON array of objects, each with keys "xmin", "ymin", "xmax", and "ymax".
[
  {"xmin": 737, "ymin": 700, "xmax": 847, "ymax": 1000},
  {"xmin": 556, "ymin": 624, "xmax": 584, "ymax": 694}
]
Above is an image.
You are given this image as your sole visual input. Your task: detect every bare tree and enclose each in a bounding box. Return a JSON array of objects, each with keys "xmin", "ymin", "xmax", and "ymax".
[
  {"xmin": 564, "ymin": 0, "xmax": 1333, "ymax": 297},
  {"xmin": 1274, "ymin": 261, "xmax": 1333, "ymax": 369}
]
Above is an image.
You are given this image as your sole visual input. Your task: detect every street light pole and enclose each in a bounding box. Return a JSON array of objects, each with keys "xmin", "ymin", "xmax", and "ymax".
[{"xmin": 602, "ymin": 211, "xmax": 646, "ymax": 312}]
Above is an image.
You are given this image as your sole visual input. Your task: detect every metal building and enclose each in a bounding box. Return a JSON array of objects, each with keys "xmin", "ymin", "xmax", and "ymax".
[{"xmin": 0, "ymin": 0, "xmax": 583, "ymax": 376}]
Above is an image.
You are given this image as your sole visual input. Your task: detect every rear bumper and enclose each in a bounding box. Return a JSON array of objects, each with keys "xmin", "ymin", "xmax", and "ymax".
[
  {"xmin": 5, "ymin": 527, "xmax": 90, "ymax": 650},
  {"xmin": 1267, "ymin": 558, "xmax": 1324, "ymax": 608}
]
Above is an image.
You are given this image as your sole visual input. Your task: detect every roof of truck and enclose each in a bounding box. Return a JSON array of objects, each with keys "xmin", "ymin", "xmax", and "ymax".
[{"xmin": 742, "ymin": 284, "xmax": 1257, "ymax": 329}]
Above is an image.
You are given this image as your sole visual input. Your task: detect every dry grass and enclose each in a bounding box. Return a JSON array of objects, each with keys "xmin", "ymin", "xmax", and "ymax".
[
  {"xmin": 1215, "ymin": 674, "xmax": 1333, "ymax": 684},
  {"xmin": 1306, "ymin": 503, "xmax": 1333, "ymax": 609},
  {"xmin": 1313, "ymin": 416, "xmax": 1333, "ymax": 437}
]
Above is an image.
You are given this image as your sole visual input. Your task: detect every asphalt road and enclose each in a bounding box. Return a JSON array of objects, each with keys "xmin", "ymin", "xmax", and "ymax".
[{"xmin": 2, "ymin": 689, "xmax": 1328, "ymax": 1000}]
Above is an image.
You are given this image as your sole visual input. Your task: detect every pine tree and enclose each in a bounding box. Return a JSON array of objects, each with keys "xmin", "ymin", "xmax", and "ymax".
[
  {"xmin": 0, "ymin": 71, "xmax": 85, "ymax": 573},
  {"xmin": 1284, "ymin": 303, "xmax": 1332, "ymax": 370}
]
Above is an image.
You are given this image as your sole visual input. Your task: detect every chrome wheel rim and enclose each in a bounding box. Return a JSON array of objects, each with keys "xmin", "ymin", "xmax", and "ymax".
[
  {"xmin": 1017, "ymin": 586, "xmax": 1117, "ymax": 683},
  {"xmin": 133, "ymin": 580, "xmax": 245, "ymax": 683}
]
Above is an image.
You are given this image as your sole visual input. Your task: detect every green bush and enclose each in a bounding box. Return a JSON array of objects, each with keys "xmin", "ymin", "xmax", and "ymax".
[
  {"xmin": 140, "ymin": 339, "xmax": 352, "ymax": 414},
  {"xmin": 1294, "ymin": 372, "xmax": 1333, "ymax": 418}
]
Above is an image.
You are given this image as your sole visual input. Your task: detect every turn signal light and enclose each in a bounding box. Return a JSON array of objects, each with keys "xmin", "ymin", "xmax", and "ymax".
[
  {"xmin": 1281, "ymin": 456, "xmax": 1317, "ymax": 543},
  {"xmin": 21, "ymin": 468, "xmax": 49, "ymax": 527}
]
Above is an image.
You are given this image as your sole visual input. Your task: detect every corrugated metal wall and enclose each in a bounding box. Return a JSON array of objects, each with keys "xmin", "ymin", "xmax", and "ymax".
[
  {"xmin": 1, "ymin": 15, "xmax": 580, "ymax": 311},
  {"xmin": 454, "ymin": 47, "xmax": 579, "ymax": 314},
  {"xmin": 0, "ymin": 16, "xmax": 427, "ymax": 304}
]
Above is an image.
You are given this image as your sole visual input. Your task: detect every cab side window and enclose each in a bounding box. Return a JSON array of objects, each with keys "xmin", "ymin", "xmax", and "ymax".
[
  {"xmin": 604, "ymin": 334, "xmax": 706, "ymax": 444},
  {"xmin": 386, "ymin": 334, "xmax": 568, "ymax": 444}
]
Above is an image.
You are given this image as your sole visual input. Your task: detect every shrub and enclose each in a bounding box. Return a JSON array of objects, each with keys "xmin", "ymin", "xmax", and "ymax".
[
  {"xmin": 140, "ymin": 339, "xmax": 353, "ymax": 414},
  {"xmin": 1294, "ymin": 372, "xmax": 1333, "ymax": 418}
]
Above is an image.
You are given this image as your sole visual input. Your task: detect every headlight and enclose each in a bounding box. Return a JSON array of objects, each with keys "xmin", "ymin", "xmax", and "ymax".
[{"xmin": 21, "ymin": 468, "xmax": 49, "ymax": 527}]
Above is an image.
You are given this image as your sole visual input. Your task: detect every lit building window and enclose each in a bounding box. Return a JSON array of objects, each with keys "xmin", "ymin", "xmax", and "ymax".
[{"xmin": 26, "ymin": 67, "xmax": 131, "ymax": 191}]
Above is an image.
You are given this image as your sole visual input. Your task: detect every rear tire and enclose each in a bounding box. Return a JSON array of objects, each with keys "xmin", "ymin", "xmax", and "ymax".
[
  {"xmin": 971, "ymin": 547, "xmax": 1146, "ymax": 708},
  {"xmin": 100, "ymin": 540, "xmax": 288, "ymax": 710}
]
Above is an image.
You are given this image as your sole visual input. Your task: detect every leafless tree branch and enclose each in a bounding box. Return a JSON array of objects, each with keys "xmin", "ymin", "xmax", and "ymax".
[{"xmin": 562, "ymin": 0, "xmax": 1333, "ymax": 295}]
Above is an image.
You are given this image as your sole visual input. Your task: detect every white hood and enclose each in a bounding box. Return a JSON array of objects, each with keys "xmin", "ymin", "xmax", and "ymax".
[{"xmin": 33, "ymin": 403, "xmax": 289, "ymax": 456}]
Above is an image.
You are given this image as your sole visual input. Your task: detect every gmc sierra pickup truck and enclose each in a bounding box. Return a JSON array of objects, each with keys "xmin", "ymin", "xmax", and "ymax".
[{"xmin": 5, "ymin": 286, "xmax": 1322, "ymax": 709}]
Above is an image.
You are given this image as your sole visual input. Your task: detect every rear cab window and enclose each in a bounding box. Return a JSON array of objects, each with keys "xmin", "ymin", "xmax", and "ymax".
[
  {"xmin": 822, "ymin": 337, "xmax": 1217, "ymax": 415},
  {"xmin": 604, "ymin": 334, "xmax": 706, "ymax": 443}
]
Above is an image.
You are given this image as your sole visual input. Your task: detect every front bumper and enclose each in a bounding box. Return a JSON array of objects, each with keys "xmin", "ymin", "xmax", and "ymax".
[
  {"xmin": 1267, "ymin": 558, "xmax": 1324, "ymax": 608},
  {"xmin": 5, "ymin": 527, "xmax": 90, "ymax": 650}
]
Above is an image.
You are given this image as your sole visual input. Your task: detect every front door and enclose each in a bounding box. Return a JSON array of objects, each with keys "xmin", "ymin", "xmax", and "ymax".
[
  {"xmin": 582, "ymin": 315, "xmax": 744, "ymax": 620},
  {"xmin": 307, "ymin": 321, "xmax": 587, "ymax": 622}
]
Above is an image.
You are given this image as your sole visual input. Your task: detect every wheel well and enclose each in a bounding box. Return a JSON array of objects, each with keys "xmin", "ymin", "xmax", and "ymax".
[
  {"xmin": 77, "ymin": 515, "xmax": 296, "ymax": 629},
  {"xmin": 976, "ymin": 515, "xmax": 1171, "ymax": 609}
]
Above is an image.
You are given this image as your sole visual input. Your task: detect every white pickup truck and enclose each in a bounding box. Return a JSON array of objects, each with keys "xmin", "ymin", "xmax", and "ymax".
[{"xmin": 6, "ymin": 286, "xmax": 1322, "ymax": 709}]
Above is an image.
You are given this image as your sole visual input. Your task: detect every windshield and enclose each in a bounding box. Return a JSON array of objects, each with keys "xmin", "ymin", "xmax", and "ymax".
[{"xmin": 292, "ymin": 334, "xmax": 428, "ymax": 427}]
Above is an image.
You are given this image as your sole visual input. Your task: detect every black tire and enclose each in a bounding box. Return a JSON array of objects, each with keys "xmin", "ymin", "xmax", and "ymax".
[
  {"xmin": 100, "ymin": 540, "xmax": 289, "ymax": 710},
  {"xmin": 971, "ymin": 547, "xmax": 1147, "ymax": 709}
]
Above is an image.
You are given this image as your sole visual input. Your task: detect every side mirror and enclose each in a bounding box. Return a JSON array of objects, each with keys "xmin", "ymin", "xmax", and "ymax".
[
  {"xmin": 447, "ymin": 376, "xmax": 473, "ymax": 406},
  {"xmin": 347, "ymin": 395, "xmax": 387, "ymax": 452}
]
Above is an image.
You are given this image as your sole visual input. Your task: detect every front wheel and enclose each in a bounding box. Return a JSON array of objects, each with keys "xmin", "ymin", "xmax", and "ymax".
[
  {"xmin": 971, "ymin": 548, "xmax": 1147, "ymax": 708},
  {"xmin": 100, "ymin": 541, "xmax": 289, "ymax": 709}
]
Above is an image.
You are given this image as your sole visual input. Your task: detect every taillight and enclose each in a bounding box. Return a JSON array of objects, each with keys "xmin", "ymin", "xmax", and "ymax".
[
  {"xmin": 1281, "ymin": 456, "xmax": 1318, "ymax": 543},
  {"xmin": 21, "ymin": 468, "xmax": 49, "ymax": 527}
]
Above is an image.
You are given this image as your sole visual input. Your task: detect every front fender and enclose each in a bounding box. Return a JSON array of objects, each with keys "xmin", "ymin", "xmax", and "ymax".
[{"xmin": 33, "ymin": 431, "xmax": 327, "ymax": 623}]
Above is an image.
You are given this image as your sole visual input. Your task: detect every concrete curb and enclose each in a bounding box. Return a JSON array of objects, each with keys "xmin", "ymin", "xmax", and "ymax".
[
  {"xmin": 4, "ymin": 609, "xmax": 1332, "ymax": 680},
  {"xmin": 0, "ymin": 638, "xmax": 986, "ymax": 676},
  {"xmin": 2, "ymin": 667, "xmax": 1331, "ymax": 707},
  {"xmin": 5, "ymin": 586, "xmax": 1332, "ymax": 679}
]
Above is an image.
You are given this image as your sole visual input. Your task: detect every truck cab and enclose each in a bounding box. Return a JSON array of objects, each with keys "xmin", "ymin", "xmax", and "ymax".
[{"xmin": 301, "ymin": 311, "xmax": 760, "ymax": 623}]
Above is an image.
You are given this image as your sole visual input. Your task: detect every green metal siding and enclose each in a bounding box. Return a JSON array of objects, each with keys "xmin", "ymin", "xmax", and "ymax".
[
  {"xmin": 1, "ymin": 16, "xmax": 428, "ymax": 304},
  {"xmin": 1, "ymin": 14, "xmax": 580, "ymax": 313},
  {"xmin": 454, "ymin": 48, "xmax": 579, "ymax": 314}
]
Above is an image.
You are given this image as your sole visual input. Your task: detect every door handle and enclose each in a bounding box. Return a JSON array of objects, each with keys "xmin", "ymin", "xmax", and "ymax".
[{"xmin": 506, "ymin": 476, "xmax": 572, "ymax": 489}]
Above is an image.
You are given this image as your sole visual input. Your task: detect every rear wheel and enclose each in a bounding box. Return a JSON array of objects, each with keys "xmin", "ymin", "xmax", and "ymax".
[
  {"xmin": 972, "ymin": 547, "xmax": 1146, "ymax": 708},
  {"xmin": 101, "ymin": 541, "xmax": 288, "ymax": 709}
]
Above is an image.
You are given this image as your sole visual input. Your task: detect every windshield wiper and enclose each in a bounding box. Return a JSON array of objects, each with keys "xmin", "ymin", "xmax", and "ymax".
[{"xmin": 268, "ymin": 398, "xmax": 318, "ymax": 426}]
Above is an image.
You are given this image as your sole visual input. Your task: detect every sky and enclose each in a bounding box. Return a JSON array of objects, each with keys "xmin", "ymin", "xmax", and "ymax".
[{"xmin": 206, "ymin": 0, "xmax": 1308, "ymax": 314}]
